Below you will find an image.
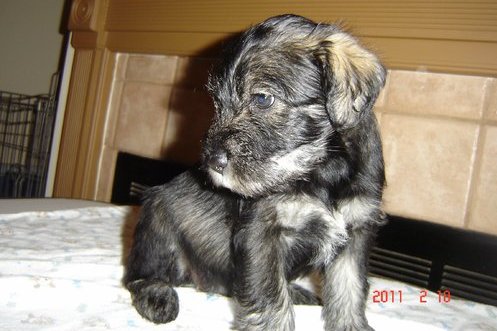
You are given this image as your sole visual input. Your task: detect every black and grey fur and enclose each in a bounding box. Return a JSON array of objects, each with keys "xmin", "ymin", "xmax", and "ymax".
[{"xmin": 125, "ymin": 14, "xmax": 387, "ymax": 331}]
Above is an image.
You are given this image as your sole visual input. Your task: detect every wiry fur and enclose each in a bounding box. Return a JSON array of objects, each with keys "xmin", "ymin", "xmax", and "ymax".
[{"xmin": 125, "ymin": 14, "xmax": 387, "ymax": 331}]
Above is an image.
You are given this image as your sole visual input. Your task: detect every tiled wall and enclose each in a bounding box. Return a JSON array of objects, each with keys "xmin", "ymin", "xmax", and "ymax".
[
  {"xmin": 98, "ymin": 53, "xmax": 497, "ymax": 236},
  {"xmin": 376, "ymin": 71, "xmax": 497, "ymax": 235}
]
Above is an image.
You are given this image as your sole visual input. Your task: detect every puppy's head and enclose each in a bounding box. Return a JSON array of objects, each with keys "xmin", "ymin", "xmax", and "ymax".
[{"xmin": 203, "ymin": 14, "xmax": 386, "ymax": 197}]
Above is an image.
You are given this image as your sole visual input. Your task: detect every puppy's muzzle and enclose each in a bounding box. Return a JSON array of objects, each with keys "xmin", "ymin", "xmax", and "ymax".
[{"xmin": 207, "ymin": 149, "xmax": 228, "ymax": 174}]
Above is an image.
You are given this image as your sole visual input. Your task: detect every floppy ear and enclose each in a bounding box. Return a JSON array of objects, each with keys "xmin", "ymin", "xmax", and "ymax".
[{"xmin": 315, "ymin": 30, "xmax": 386, "ymax": 130}]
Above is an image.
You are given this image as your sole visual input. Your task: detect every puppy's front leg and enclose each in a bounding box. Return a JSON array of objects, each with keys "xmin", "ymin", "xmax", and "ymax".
[
  {"xmin": 322, "ymin": 227, "xmax": 375, "ymax": 331},
  {"xmin": 124, "ymin": 184, "xmax": 187, "ymax": 324},
  {"xmin": 233, "ymin": 202, "xmax": 295, "ymax": 331}
]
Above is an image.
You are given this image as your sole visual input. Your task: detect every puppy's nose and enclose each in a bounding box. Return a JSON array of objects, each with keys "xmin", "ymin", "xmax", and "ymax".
[{"xmin": 208, "ymin": 150, "xmax": 228, "ymax": 174}]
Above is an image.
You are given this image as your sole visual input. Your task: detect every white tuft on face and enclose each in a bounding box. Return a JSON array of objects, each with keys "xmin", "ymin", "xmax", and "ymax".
[
  {"xmin": 270, "ymin": 132, "xmax": 331, "ymax": 178},
  {"xmin": 270, "ymin": 145, "xmax": 321, "ymax": 176}
]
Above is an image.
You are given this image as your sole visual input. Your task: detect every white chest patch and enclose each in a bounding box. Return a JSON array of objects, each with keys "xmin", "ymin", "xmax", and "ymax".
[
  {"xmin": 274, "ymin": 195, "xmax": 378, "ymax": 228},
  {"xmin": 273, "ymin": 194, "xmax": 379, "ymax": 265},
  {"xmin": 335, "ymin": 196, "xmax": 380, "ymax": 228},
  {"xmin": 275, "ymin": 195, "xmax": 331, "ymax": 229}
]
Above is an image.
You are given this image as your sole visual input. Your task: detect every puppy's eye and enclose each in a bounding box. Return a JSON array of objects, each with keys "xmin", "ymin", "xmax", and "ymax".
[{"xmin": 252, "ymin": 93, "xmax": 275, "ymax": 109}]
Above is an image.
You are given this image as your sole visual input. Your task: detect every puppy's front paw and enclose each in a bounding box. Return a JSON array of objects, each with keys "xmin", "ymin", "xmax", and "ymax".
[{"xmin": 127, "ymin": 280, "xmax": 179, "ymax": 324}]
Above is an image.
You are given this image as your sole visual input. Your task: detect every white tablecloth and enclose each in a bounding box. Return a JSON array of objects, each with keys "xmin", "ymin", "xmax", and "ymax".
[{"xmin": 1, "ymin": 205, "xmax": 496, "ymax": 330}]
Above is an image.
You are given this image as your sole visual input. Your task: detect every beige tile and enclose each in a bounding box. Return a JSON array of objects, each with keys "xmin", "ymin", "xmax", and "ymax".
[
  {"xmin": 126, "ymin": 54, "xmax": 178, "ymax": 84},
  {"xmin": 95, "ymin": 146, "xmax": 118, "ymax": 202},
  {"xmin": 483, "ymin": 78, "xmax": 497, "ymax": 122},
  {"xmin": 372, "ymin": 110, "xmax": 382, "ymax": 126},
  {"xmin": 386, "ymin": 70, "xmax": 489, "ymax": 120},
  {"xmin": 104, "ymin": 79, "xmax": 124, "ymax": 147},
  {"xmin": 114, "ymin": 82, "xmax": 172, "ymax": 158},
  {"xmin": 163, "ymin": 88, "xmax": 215, "ymax": 164},
  {"xmin": 468, "ymin": 125, "xmax": 497, "ymax": 236},
  {"xmin": 373, "ymin": 70, "xmax": 390, "ymax": 110},
  {"xmin": 381, "ymin": 114, "xmax": 479, "ymax": 227},
  {"xmin": 114, "ymin": 53, "xmax": 129, "ymax": 81},
  {"xmin": 175, "ymin": 56, "xmax": 216, "ymax": 90}
]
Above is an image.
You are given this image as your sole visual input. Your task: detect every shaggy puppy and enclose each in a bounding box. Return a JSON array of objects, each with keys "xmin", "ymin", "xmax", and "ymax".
[{"xmin": 125, "ymin": 14, "xmax": 386, "ymax": 331}]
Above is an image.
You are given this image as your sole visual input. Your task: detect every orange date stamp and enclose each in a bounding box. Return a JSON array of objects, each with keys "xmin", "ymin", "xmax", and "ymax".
[{"xmin": 371, "ymin": 289, "xmax": 451, "ymax": 304}]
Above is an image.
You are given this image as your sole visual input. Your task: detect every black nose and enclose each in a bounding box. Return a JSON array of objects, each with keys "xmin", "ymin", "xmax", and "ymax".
[{"xmin": 207, "ymin": 150, "xmax": 228, "ymax": 174}]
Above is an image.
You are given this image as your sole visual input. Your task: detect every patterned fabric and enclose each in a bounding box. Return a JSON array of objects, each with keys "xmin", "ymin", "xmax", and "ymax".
[{"xmin": 1, "ymin": 206, "xmax": 496, "ymax": 330}]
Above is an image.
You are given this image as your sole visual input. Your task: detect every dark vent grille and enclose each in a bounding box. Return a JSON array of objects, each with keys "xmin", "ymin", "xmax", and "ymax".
[
  {"xmin": 111, "ymin": 152, "xmax": 187, "ymax": 205},
  {"xmin": 130, "ymin": 181, "xmax": 149, "ymax": 199},
  {"xmin": 369, "ymin": 247, "xmax": 431, "ymax": 288},
  {"xmin": 441, "ymin": 265, "xmax": 497, "ymax": 306}
]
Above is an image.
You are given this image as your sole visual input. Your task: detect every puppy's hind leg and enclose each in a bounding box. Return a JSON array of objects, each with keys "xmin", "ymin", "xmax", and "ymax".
[{"xmin": 124, "ymin": 185, "xmax": 188, "ymax": 324}]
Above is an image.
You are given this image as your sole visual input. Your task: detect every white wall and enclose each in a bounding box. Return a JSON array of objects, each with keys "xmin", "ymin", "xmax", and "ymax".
[{"xmin": 0, "ymin": 0, "xmax": 66, "ymax": 95}]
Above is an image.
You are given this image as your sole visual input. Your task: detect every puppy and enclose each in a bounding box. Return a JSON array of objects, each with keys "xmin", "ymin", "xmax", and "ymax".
[{"xmin": 125, "ymin": 14, "xmax": 386, "ymax": 331}]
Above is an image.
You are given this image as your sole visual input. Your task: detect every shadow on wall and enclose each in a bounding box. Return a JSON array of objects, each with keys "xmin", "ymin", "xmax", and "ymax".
[{"xmin": 161, "ymin": 33, "xmax": 243, "ymax": 166}]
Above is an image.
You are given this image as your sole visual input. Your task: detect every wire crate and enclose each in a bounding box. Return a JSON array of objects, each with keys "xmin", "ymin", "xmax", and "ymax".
[{"xmin": 0, "ymin": 78, "xmax": 58, "ymax": 198}]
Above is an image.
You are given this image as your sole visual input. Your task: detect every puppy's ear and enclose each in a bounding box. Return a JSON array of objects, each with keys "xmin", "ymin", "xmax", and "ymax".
[{"xmin": 314, "ymin": 29, "xmax": 386, "ymax": 130}]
